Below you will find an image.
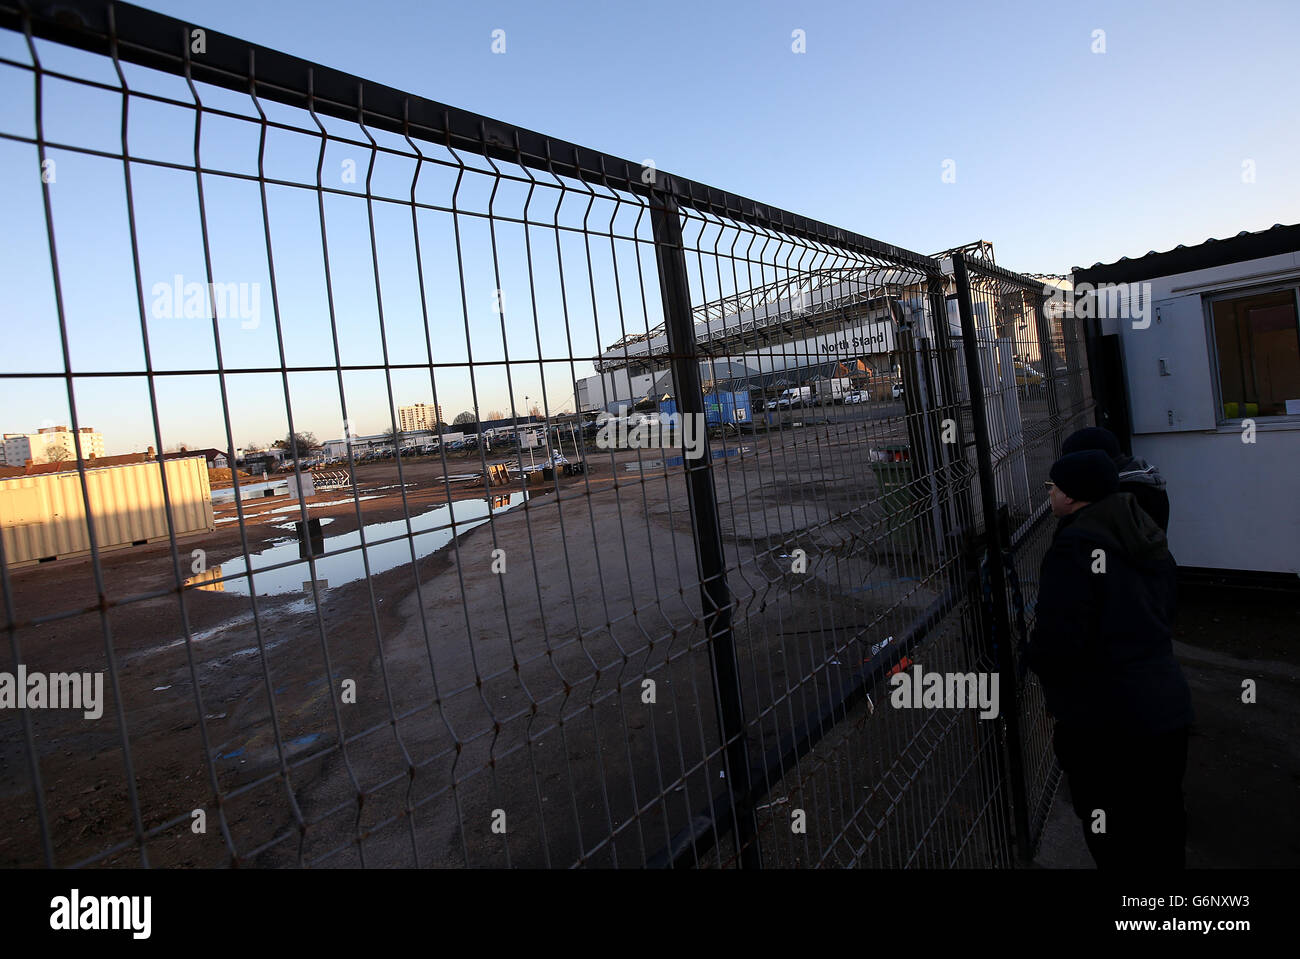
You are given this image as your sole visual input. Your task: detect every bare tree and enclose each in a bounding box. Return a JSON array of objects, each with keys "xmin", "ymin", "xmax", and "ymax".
[
  {"xmin": 273, "ymin": 431, "xmax": 319, "ymax": 459},
  {"xmin": 452, "ymin": 411, "xmax": 477, "ymax": 427},
  {"xmin": 42, "ymin": 446, "xmax": 70, "ymax": 465},
  {"xmin": 486, "ymin": 409, "xmax": 504, "ymax": 421}
]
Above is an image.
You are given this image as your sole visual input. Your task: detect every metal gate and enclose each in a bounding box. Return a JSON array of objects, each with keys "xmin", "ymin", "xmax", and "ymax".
[{"xmin": 0, "ymin": 0, "xmax": 1091, "ymax": 868}]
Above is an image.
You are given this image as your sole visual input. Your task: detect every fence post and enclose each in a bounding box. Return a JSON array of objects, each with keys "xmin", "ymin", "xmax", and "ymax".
[
  {"xmin": 893, "ymin": 299, "xmax": 946, "ymax": 562},
  {"xmin": 1033, "ymin": 287, "xmax": 1064, "ymax": 456},
  {"xmin": 952, "ymin": 252, "xmax": 1034, "ymax": 863},
  {"xmin": 926, "ymin": 272, "xmax": 976, "ymax": 570},
  {"xmin": 650, "ymin": 192, "xmax": 760, "ymax": 869}
]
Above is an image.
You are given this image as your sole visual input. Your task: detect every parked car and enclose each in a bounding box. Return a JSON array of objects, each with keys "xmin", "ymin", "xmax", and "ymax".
[
  {"xmin": 843, "ymin": 389, "xmax": 867, "ymax": 405},
  {"xmin": 891, "ymin": 382, "xmax": 904, "ymax": 400}
]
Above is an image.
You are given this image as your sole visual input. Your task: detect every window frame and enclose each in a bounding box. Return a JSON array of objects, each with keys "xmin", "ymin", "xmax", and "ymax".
[{"xmin": 1204, "ymin": 278, "xmax": 1300, "ymax": 428}]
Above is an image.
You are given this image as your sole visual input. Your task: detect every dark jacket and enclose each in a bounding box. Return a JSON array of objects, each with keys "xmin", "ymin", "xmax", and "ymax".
[
  {"xmin": 1026, "ymin": 492, "xmax": 1193, "ymax": 734},
  {"xmin": 1115, "ymin": 454, "xmax": 1170, "ymax": 532}
]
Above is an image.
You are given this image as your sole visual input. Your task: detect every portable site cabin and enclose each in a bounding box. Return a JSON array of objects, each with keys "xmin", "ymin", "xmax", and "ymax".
[
  {"xmin": 646, "ymin": 365, "xmax": 753, "ymax": 428},
  {"xmin": 0, "ymin": 455, "xmax": 214, "ymax": 568},
  {"xmin": 1075, "ymin": 223, "xmax": 1300, "ymax": 578},
  {"xmin": 656, "ymin": 389, "xmax": 752, "ymax": 427}
]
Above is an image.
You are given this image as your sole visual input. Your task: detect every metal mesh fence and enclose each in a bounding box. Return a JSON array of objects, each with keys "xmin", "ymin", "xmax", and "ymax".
[
  {"xmin": 951, "ymin": 257, "xmax": 1096, "ymax": 857},
  {"xmin": 0, "ymin": 0, "xmax": 1084, "ymax": 868},
  {"xmin": 646, "ymin": 219, "xmax": 1011, "ymax": 868}
]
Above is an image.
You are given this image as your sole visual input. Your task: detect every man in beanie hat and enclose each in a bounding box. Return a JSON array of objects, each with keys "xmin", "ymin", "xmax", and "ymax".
[
  {"xmin": 1027, "ymin": 449, "xmax": 1194, "ymax": 868},
  {"xmin": 1061, "ymin": 426, "xmax": 1170, "ymax": 532}
]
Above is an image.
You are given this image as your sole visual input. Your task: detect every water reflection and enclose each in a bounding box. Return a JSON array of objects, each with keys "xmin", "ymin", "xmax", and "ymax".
[
  {"xmin": 185, "ymin": 492, "xmax": 527, "ymax": 597},
  {"xmin": 184, "ymin": 566, "xmax": 227, "ymax": 592}
]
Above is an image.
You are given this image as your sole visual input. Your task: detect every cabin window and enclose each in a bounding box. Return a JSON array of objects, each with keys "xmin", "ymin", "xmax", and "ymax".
[{"xmin": 1209, "ymin": 285, "xmax": 1300, "ymax": 419}]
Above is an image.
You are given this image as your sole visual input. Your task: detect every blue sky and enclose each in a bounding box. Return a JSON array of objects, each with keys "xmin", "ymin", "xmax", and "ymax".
[{"xmin": 2, "ymin": 0, "xmax": 1298, "ymax": 456}]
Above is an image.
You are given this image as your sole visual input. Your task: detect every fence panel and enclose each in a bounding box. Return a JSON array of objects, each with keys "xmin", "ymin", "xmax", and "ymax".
[
  {"xmin": 634, "ymin": 214, "xmax": 1015, "ymax": 867},
  {"xmin": 0, "ymin": 0, "xmax": 1089, "ymax": 868},
  {"xmin": 950, "ymin": 255, "xmax": 1096, "ymax": 857}
]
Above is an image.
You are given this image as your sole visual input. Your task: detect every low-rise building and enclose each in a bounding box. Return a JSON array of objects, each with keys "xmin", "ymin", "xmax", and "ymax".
[{"xmin": 160, "ymin": 447, "xmax": 231, "ymax": 469}]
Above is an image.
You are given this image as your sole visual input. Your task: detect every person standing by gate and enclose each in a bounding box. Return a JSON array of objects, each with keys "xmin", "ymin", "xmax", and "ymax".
[
  {"xmin": 1061, "ymin": 426, "xmax": 1171, "ymax": 533},
  {"xmin": 1026, "ymin": 449, "xmax": 1194, "ymax": 868}
]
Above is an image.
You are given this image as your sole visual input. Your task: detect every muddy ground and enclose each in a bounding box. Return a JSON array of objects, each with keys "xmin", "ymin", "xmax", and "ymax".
[
  {"xmin": 3, "ymin": 401, "xmax": 954, "ymax": 868},
  {"xmin": 14, "ymin": 393, "xmax": 1264, "ymax": 871}
]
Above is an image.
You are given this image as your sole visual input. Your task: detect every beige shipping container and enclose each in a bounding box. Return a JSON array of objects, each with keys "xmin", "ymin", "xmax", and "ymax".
[{"xmin": 0, "ymin": 456, "xmax": 214, "ymax": 568}]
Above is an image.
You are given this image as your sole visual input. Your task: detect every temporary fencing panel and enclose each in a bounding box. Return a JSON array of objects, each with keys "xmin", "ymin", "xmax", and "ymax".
[{"xmin": 0, "ymin": 0, "xmax": 1090, "ymax": 868}]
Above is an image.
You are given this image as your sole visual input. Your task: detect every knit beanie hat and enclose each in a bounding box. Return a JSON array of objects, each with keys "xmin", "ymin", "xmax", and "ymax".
[
  {"xmin": 1061, "ymin": 426, "xmax": 1120, "ymax": 459},
  {"xmin": 1050, "ymin": 450, "xmax": 1119, "ymax": 503}
]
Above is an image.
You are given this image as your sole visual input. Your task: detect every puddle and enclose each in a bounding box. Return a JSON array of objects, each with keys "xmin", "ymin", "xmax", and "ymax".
[
  {"xmin": 271, "ymin": 518, "xmax": 336, "ymax": 531},
  {"xmin": 278, "ymin": 596, "xmax": 321, "ymax": 616},
  {"xmin": 213, "ymin": 485, "xmax": 412, "ymax": 516},
  {"xmin": 211, "ymin": 480, "xmax": 287, "ymax": 503},
  {"xmin": 186, "ymin": 492, "xmax": 528, "ymax": 597},
  {"xmin": 214, "ymin": 496, "xmax": 382, "ymax": 524},
  {"xmin": 267, "ymin": 496, "xmax": 379, "ymax": 514}
]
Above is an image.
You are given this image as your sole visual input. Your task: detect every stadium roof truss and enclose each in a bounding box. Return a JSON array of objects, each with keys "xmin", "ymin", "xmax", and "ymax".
[{"xmin": 595, "ymin": 263, "xmax": 929, "ymax": 372}]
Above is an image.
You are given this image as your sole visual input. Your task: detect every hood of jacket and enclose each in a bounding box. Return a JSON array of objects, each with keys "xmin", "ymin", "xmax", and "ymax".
[
  {"xmin": 1115, "ymin": 454, "xmax": 1166, "ymax": 490},
  {"xmin": 1056, "ymin": 492, "xmax": 1171, "ymax": 565}
]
